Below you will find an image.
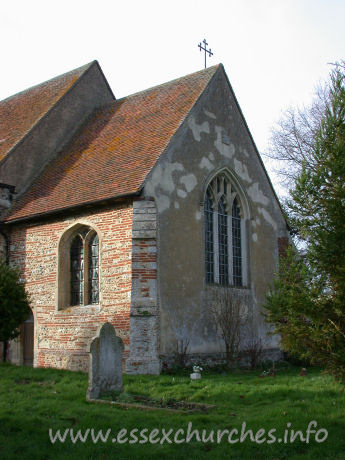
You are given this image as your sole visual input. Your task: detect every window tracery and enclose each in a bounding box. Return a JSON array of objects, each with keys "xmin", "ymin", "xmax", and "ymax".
[{"xmin": 204, "ymin": 173, "xmax": 246, "ymax": 286}]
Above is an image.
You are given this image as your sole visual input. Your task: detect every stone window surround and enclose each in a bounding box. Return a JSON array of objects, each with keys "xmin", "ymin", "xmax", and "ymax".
[
  {"xmin": 202, "ymin": 168, "xmax": 250, "ymax": 288},
  {"xmin": 57, "ymin": 221, "xmax": 102, "ymax": 312}
]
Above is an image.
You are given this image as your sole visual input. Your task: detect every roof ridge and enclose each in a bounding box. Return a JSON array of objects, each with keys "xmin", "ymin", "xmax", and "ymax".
[
  {"xmin": 2, "ymin": 63, "xmax": 223, "ymax": 222},
  {"xmin": 118, "ymin": 64, "xmax": 221, "ymax": 101},
  {"xmin": 0, "ymin": 61, "xmax": 99, "ymax": 164},
  {"xmin": 0, "ymin": 61, "xmax": 96, "ymax": 104}
]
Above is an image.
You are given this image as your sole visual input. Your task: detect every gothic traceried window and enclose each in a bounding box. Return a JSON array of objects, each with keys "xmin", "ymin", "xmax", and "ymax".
[
  {"xmin": 88, "ymin": 233, "xmax": 99, "ymax": 304},
  {"xmin": 204, "ymin": 173, "xmax": 245, "ymax": 286},
  {"xmin": 68, "ymin": 228, "xmax": 100, "ymax": 307},
  {"xmin": 232, "ymin": 197, "xmax": 242, "ymax": 286},
  {"xmin": 218, "ymin": 195, "xmax": 229, "ymax": 286},
  {"xmin": 70, "ymin": 235, "xmax": 84, "ymax": 306},
  {"xmin": 205, "ymin": 190, "xmax": 214, "ymax": 284}
]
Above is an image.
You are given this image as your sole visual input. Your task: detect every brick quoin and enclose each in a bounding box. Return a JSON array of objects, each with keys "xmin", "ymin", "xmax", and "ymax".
[{"xmin": 8, "ymin": 202, "xmax": 133, "ymax": 372}]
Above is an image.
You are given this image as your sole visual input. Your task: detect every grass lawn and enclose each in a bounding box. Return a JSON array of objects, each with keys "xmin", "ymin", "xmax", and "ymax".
[{"xmin": 1, "ymin": 363, "xmax": 345, "ymax": 459}]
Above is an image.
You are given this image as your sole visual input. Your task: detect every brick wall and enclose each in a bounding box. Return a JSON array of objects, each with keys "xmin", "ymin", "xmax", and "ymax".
[{"xmin": 8, "ymin": 201, "xmax": 133, "ymax": 371}]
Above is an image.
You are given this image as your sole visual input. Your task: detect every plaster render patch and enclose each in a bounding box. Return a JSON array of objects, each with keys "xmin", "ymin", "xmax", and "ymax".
[
  {"xmin": 252, "ymin": 233, "xmax": 258, "ymax": 242},
  {"xmin": 199, "ymin": 157, "xmax": 214, "ymax": 171},
  {"xmin": 195, "ymin": 211, "xmax": 201, "ymax": 220},
  {"xmin": 258, "ymin": 207, "xmax": 277, "ymax": 231},
  {"xmin": 174, "ymin": 201, "xmax": 180, "ymax": 209},
  {"xmin": 204, "ymin": 109, "xmax": 216, "ymax": 119},
  {"xmin": 273, "ymin": 200, "xmax": 280, "ymax": 213},
  {"xmin": 222, "ymin": 133, "xmax": 230, "ymax": 145},
  {"xmin": 146, "ymin": 162, "xmax": 184, "ymax": 196},
  {"xmin": 177, "ymin": 189, "xmax": 187, "ymax": 198},
  {"xmin": 214, "ymin": 126, "xmax": 235, "ymax": 159},
  {"xmin": 161, "ymin": 162, "xmax": 184, "ymax": 193},
  {"xmin": 169, "ymin": 307, "xmax": 198, "ymax": 343},
  {"xmin": 180, "ymin": 174, "xmax": 197, "ymax": 192},
  {"xmin": 248, "ymin": 182, "xmax": 269, "ymax": 206},
  {"xmin": 156, "ymin": 194, "xmax": 170, "ymax": 213},
  {"xmin": 240, "ymin": 147, "xmax": 249, "ymax": 158},
  {"xmin": 234, "ymin": 159, "xmax": 252, "ymax": 183},
  {"xmin": 188, "ymin": 116, "xmax": 210, "ymax": 141}
]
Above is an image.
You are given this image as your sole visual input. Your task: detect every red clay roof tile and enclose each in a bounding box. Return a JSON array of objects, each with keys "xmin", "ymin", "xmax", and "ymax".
[
  {"xmin": 0, "ymin": 62, "xmax": 95, "ymax": 162},
  {"xmin": 4, "ymin": 64, "xmax": 219, "ymax": 222}
]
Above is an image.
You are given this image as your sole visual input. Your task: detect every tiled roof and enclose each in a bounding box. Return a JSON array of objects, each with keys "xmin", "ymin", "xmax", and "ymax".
[
  {"xmin": 5, "ymin": 65, "xmax": 219, "ymax": 222},
  {"xmin": 0, "ymin": 62, "xmax": 95, "ymax": 162}
]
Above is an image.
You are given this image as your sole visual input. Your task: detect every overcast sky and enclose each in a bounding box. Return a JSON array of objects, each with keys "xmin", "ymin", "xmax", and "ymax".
[{"xmin": 1, "ymin": 0, "xmax": 344, "ymax": 188}]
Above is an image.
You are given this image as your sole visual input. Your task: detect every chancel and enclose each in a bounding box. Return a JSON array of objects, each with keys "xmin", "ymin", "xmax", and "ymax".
[{"xmin": 0, "ymin": 61, "xmax": 289, "ymax": 373}]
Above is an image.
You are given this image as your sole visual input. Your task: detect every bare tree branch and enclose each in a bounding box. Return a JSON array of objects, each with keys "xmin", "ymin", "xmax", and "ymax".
[
  {"xmin": 263, "ymin": 78, "xmax": 331, "ymax": 192},
  {"xmin": 208, "ymin": 288, "xmax": 248, "ymax": 368}
]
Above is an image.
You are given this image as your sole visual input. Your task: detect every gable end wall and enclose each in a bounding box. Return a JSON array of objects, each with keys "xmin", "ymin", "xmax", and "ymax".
[
  {"xmin": 143, "ymin": 66, "xmax": 289, "ymax": 361},
  {"xmin": 0, "ymin": 63, "xmax": 114, "ymax": 197}
]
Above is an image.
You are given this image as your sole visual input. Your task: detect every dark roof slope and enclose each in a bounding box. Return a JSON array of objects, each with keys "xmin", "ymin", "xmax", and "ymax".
[
  {"xmin": 5, "ymin": 65, "xmax": 219, "ymax": 222},
  {"xmin": 0, "ymin": 62, "xmax": 95, "ymax": 162}
]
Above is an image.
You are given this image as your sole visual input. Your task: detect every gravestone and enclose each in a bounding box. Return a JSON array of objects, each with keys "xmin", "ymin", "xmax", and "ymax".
[{"xmin": 86, "ymin": 322, "xmax": 124, "ymax": 400}]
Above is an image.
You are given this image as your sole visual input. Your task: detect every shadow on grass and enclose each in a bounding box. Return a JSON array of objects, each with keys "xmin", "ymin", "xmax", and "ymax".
[{"xmin": 1, "ymin": 363, "xmax": 344, "ymax": 460}]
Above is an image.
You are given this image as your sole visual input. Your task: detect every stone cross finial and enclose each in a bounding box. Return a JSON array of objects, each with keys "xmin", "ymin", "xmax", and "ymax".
[{"xmin": 198, "ymin": 39, "xmax": 213, "ymax": 69}]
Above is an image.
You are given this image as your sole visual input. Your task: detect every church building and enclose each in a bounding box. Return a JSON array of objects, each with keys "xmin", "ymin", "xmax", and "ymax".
[{"xmin": 0, "ymin": 61, "xmax": 289, "ymax": 373}]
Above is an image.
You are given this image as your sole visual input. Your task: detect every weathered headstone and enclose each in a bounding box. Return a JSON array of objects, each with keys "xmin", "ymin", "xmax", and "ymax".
[{"xmin": 86, "ymin": 322, "xmax": 124, "ymax": 400}]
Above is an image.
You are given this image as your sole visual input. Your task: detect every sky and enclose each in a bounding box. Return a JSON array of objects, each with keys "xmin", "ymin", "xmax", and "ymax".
[{"xmin": 1, "ymin": 0, "xmax": 344, "ymax": 189}]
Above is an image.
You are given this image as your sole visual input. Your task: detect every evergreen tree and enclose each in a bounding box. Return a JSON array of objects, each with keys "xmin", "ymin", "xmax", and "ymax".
[
  {"xmin": 265, "ymin": 63, "xmax": 345, "ymax": 382},
  {"xmin": 0, "ymin": 260, "xmax": 31, "ymax": 361}
]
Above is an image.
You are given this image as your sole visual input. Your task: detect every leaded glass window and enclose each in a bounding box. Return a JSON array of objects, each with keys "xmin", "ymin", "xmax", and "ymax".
[
  {"xmin": 204, "ymin": 190, "xmax": 214, "ymax": 283},
  {"xmin": 67, "ymin": 228, "xmax": 100, "ymax": 307},
  {"xmin": 89, "ymin": 234, "xmax": 99, "ymax": 304},
  {"xmin": 70, "ymin": 235, "xmax": 84, "ymax": 305},
  {"xmin": 204, "ymin": 173, "xmax": 245, "ymax": 287},
  {"xmin": 218, "ymin": 195, "xmax": 228, "ymax": 285},
  {"xmin": 232, "ymin": 197, "xmax": 242, "ymax": 286}
]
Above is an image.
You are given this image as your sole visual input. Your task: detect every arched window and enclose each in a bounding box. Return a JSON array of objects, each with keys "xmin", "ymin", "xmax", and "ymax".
[
  {"xmin": 204, "ymin": 173, "xmax": 246, "ymax": 286},
  {"xmin": 70, "ymin": 235, "xmax": 84, "ymax": 305},
  {"xmin": 232, "ymin": 197, "xmax": 242, "ymax": 286},
  {"xmin": 88, "ymin": 233, "xmax": 99, "ymax": 305},
  {"xmin": 58, "ymin": 225, "xmax": 100, "ymax": 309},
  {"xmin": 205, "ymin": 190, "xmax": 214, "ymax": 284},
  {"xmin": 218, "ymin": 195, "xmax": 228, "ymax": 286}
]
